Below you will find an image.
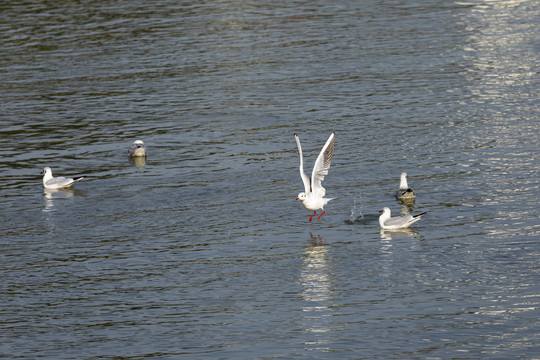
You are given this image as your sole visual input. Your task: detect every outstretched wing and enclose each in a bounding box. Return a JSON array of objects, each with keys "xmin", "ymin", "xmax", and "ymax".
[
  {"xmin": 311, "ymin": 133, "xmax": 335, "ymax": 198},
  {"xmin": 294, "ymin": 134, "xmax": 311, "ymax": 193}
]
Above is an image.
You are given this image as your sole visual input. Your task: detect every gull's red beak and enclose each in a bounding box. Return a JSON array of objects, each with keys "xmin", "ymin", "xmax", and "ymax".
[{"xmin": 296, "ymin": 197, "xmax": 300, "ymax": 200}]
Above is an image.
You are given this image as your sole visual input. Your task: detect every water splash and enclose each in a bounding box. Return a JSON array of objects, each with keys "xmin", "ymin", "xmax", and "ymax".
[{"xmin": 344, "ymin": 193, "xmax": 365, "ymax": 225}]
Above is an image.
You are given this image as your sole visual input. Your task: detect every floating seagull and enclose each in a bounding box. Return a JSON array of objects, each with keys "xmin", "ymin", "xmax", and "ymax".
[
  {"xmin": 41, "ymin": 167, "xmax": 84, "ymax": 189},
  {"xmin": 128, "ymin": 140, "xmax": 147, "ymax": 157},
  {"xmin": 295, "ymin": 133, "xmax": 335, "ymax": 221},
  {"xmin": 378, "ymin": 207, "xmax": 426, "ymax": 230},
  {"xmin": 395, "ymin": 172, "xmax": 415, "ymax": 200}
]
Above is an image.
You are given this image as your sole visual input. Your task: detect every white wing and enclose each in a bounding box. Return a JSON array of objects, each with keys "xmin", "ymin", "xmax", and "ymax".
[
  {"xmin": 311, "ymin": 133, "xmax": 335, "ymax": 198},
  {"xmin": 295, "ymin": 134, "xmax": 311, "ymax": 193},
  {"xmin": 384, "ymin": 212, "xmax": 425, "ymax": 228},
  {"xmin": 383, "ymin": 214, "xmax": 414, "ymax": 228},
  {"xmin": 45, "ymin": 176, "xmax": 73, "ymax": 188},
  {"xmin": 45, "ymin": 176, "xmax": 84, "ymax": 189}
]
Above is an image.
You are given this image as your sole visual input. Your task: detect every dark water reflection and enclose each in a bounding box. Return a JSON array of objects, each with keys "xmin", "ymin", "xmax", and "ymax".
[{"xmin": 1, "ymin": 0, "xmax": 539, "ymax": 358}]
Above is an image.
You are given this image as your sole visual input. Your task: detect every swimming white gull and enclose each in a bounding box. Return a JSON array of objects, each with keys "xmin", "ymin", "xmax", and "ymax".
[
  {"xmin": 395, "ymin": 172, "xmax": 415, "ymax": 200},
  {"xmin": 128, "ymin": 140, "xmax": 147, "ymax": 157},
  {"xmin": 41, "ymin": 167, "xmax": 84, "ymax": 189},
  {"xmin": 378, "ymin": 207, "xmax": 426, "ymax": 230}
]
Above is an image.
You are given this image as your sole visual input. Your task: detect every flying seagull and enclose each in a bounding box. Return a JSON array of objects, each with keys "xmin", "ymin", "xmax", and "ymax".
[{"xmin": 295, "ymin": 133, "xmax": 335, "ymax": 221}]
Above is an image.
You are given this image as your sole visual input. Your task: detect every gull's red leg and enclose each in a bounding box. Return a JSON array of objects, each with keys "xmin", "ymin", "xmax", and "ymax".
[
  {"xmin": 309, "ymin": 211, "xmax": 317, "ymax": 221},
  {"xmin": 318, "ymin": 210, "xmax": 326, "ymax": 220}
]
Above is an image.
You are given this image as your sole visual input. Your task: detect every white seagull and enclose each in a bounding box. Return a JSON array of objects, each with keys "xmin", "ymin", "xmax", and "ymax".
[
  {"xmin": 378, "ymin": 207, "xmax": 426, "ymax": 230},
  {"xmin": 41, "ymin": 167, "xmax": 84, "ymax": 190},
  {"xmin": 128, "ymin": 140, "xmax": 147, "ymax": 157},
  {"xmin": 395, "ymin": 172, "xmax": 415, "ymax": 200},
  {"xmin": 295, "ymin": 132, "xmax": 335, "ymax": 221}
]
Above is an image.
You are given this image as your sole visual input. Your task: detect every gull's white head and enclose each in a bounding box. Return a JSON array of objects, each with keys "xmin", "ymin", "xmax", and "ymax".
[
  {"xmin": 399, "ymin": 172, "xmax": 408, "ymax": 189},
  {"xmin": 378, "ymin": 207, "xmax": 391, "ymax": 227},
  {"xmin": 41, "ymin": 167, "xmax": 53, "ymax": 183},
  {"xmin": 297, "ymin": 192, "xmax": 307, "ymax": 201}
]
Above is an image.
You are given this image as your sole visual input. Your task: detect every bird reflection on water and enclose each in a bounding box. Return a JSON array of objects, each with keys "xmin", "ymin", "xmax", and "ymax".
[
  {"xmin": 380, "ymin": 228, "xmax": 421, "ymax": 241},
  {"xmin": 397, "ymin": 197, "xmax": 415, "ymax": 213},
  {"xmin": 43, "ymin": 187, "xmax": 79, "ymax": 213},
  {"xmin": 300, "ymin": 234, "xmax": 338, "ymax": 352},
  {"xmin": 129, "ymin": 156, "xmax": 146, "ymax": 168}
]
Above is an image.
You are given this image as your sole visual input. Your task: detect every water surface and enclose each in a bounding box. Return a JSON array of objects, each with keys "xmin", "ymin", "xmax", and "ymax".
[{"xmin": 1, "ymin": 0, "xmax": 539, "ymax": 358}]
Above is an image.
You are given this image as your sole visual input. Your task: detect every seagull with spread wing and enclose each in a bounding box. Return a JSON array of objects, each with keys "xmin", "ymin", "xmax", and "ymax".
[{"xmin": 295, "ymin": 133, "xmax": 335, "ymax": 221}]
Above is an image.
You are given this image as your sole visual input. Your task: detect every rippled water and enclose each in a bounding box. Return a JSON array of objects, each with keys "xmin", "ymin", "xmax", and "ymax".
[{"xmin": 1, "ymin": 0, "xmax": 539, "ymax": 358}]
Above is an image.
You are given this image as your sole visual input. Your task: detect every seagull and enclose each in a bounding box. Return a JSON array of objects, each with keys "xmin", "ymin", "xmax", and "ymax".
[
  {"xmin": 41, "ymin": 167, "xmax": 84, "ymax": 189},
  {"xmin": 128, "ymin": 140, "xmax": 147, "ymax": 157},
  {"xmin": 295, "ymin": 133, "xmax": 335, "ymax": 221},
  {"xmin": 378, "ymin": 207, "xmax": 426, "ymax": 230},
  {"xmin": 395, "ymin": 172, "xmax": 415, "ymax": 200}
]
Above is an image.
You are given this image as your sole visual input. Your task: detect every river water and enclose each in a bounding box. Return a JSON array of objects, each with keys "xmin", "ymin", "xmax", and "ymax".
[{"xmin": 1, "ymin": 0, "xmax": 539, "ymax": 359}]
